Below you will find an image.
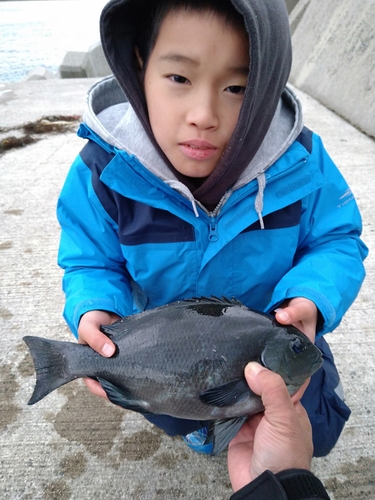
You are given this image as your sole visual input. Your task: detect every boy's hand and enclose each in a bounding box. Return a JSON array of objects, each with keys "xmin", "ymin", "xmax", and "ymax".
[
  {"xmin": 275, "ymin": 297, "xmax": 317, "ymax": 343},
  {"xmin": 228, "ymin": 362, "xmax": 313, "ymax": 492},
  {"xmin": 78, "ymin": 310, "xmax": 120, "ymax": 400}
]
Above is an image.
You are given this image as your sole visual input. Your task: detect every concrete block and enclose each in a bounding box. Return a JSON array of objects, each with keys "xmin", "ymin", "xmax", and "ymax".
[
  {"xmin": 284, "ymin": 0, "xmax": 299, "ymax": 14},
  {"xmin": 290, "ymin": 0, "xmax": 375, "ymax": 138},
  {"xmin": 0, "ymin": 83, "xmax": 14, "ymax": 103},
  {"xmin": 289, "ymin": 0, "xmax": 311, "ymax": 34},
  {"xmin": 84, "ymin": 41, "xmax": 112, "ymax": 78},
  {"xmin": 59, "ymin": 51, "xmax": 88, "ymax": 79},
  {"xmin": 24, "ymin": 67, "xmax": 57, "ymax": 81}
]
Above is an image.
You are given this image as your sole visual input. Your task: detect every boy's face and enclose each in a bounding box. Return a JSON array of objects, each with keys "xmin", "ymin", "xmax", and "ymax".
[{"xmin": 143, "ymin": 10, "xmax": 249, "ymax": 179}]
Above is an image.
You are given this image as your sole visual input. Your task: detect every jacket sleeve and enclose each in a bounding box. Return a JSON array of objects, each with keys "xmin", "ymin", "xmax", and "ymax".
[
  {"xmin": 267, "ymin": 134, "xmax": 368, "ymax": 335},
  {"xmin": 57, "ymin": 151, "xmax": 134, "ymax": 338},
  {"xmin": 230, "ymin": 469, "xmax": 330, "ymax": 500}
]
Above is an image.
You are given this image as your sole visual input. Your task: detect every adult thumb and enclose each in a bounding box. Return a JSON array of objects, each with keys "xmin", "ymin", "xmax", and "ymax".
[{"xmin": 244, "ymin": 362, "xmax": 294, "ymax": 417}]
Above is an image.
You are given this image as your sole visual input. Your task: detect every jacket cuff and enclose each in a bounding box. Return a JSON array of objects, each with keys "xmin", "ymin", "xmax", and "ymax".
[
  {"xmin": 230, "ymin": 470, "xmax": 287, "ymax": 499},
  {"xmin": 229, "ymin": 469, "xmax": 330, "ymax": 500},
  {"xmin": 276, "ymin": 469, "xmax": 330, "ymax": 499}
]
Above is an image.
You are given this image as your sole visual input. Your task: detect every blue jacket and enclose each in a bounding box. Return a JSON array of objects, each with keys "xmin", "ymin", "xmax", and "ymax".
[{"xmin": 57, "ymin": 78, "xmax": 367, "ymax": 338}]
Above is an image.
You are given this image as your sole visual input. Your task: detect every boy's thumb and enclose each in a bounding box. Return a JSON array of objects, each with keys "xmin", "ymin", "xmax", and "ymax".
[{"xmin": 101, "ymin": 342, "xmax": 115, "ymax": 357}]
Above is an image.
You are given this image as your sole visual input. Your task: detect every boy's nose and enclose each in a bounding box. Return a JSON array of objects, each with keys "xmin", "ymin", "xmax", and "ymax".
[{"xmin": 186, "ymin": 92, "xmax": 219, "ymax": 130}]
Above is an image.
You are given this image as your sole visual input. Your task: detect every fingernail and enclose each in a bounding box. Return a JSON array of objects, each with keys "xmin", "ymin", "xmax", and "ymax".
[
  {"xmin": 276, "ymin": 310, "xmax": 289, "ymax": 322},
  {"xmin": 246, "ymin": 362, "xmax": 265, "ymax": 376},
  {"xmin": 102, "ymin": 343, "xmax": 115, "ymax": 357}
]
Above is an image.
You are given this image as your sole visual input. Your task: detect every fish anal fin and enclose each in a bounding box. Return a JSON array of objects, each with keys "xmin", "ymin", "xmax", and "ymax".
[
  {"xmin": 97, "ymin": 377, "xmax": 149, "ymax": 414},
  {"xmin": 199, "ymin": 378, "xmax": 250, "ymax": 407},
  {"xmin": 208, "ymin": 416, "xmax": 249, "ymax": 455}
]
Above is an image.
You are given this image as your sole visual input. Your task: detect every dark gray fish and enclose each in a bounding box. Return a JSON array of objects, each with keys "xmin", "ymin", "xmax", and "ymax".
[{"xmin": 24, "ymin": 297, "xmax": 322, "ymax": 454}]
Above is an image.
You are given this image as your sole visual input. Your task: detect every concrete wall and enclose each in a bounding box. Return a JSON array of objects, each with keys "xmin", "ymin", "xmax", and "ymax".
[
  {"xmin": 284, "ymin": 0, "xmax": 299, "ymax": 14},
  {"xmin": 290, "ymin": 0, "xmax": 375, "ymax": 138}
]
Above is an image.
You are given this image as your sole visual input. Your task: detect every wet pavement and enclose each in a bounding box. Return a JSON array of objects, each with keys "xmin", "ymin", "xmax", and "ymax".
[{"xmin": 1, "ymin": 78, "xmax": 374, "ymax": 499}]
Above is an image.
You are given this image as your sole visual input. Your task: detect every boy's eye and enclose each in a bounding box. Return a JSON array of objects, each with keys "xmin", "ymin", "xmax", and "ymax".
[
  {"xmin": 225, "ymin": 85, "xmax": 246, "ymax": 95},
  {"xmin": 169, "ymin": 75, "xmax": 190, "ymax": 84}
]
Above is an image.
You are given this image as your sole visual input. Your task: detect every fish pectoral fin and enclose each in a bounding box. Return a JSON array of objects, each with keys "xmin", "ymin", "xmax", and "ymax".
[
  {"xmin": 208, "ymin": 416, "xmax": 249, "ymax": 455},
  {"xmin": 97, "ymin": 377, "xmax": 149, "ymax": 414},
  {"xmin": 199, "ymin": 378, "xmax": 250, "ymax": 407}
]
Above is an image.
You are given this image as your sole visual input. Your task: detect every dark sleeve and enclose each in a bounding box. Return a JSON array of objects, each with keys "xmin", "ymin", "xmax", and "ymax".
[{"xmin": 230, "ymin": 469, "xmax": 330, "ymax": 500}]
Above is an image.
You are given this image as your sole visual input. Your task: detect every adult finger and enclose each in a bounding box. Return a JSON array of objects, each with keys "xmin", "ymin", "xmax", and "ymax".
[{"xmin": 245, "ymin": 362, "xmax": 294, "ymax": 418}]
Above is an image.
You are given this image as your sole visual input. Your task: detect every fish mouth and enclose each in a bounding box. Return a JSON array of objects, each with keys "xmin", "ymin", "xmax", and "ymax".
[{"xmin": 310, "ymin": 350, "xmax": 324, "ymax": 374}]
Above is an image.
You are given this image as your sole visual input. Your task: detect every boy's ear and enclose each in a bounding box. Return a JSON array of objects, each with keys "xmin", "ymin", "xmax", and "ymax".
[
  {"xmin": 134, "ymin": 46, "xmax": 145, "ymax": 85},
  {"xmin": 135, "ymin": 46, "xmax": 144, "ymax": 71}
]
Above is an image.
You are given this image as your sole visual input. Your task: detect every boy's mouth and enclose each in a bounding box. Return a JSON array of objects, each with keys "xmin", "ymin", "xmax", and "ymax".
[{"xmin": 179, "ymin": 140, "xmax": 218, "ymax": 161}]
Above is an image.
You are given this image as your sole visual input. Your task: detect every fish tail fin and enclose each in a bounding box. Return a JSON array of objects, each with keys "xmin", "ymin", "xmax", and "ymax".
[{"xmin": 23, "ymin": 336, "xmax": 77, "ymax": 405}]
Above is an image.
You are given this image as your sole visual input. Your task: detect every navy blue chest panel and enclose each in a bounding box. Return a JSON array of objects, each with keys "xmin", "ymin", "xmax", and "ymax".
[
  {"xmin": 296, "ymin": 126, "xmax": 313, "ymax": 154},
  {"xmin": 80, "ymin": 137, "xmax": 305, "ymax": 245},
  {"xmin": 80, "ymin": 141, "xmax": 195, "ymax": 245},
  {"xmin": 242, "ymin": 200, "xmax": 302, "ymax": 233}
]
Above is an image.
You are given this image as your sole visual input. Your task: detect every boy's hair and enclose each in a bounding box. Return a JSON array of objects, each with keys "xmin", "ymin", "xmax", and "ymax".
[{"xmin": 135, "ymin": 0, "xmax": 247, "ymax": 68}]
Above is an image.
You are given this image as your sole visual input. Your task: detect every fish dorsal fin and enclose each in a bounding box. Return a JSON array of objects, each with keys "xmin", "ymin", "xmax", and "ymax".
[
  {"xmin": 184, "ymin": 297, "xmax": 274, "ymax": 322},
  {"xmin": 199, "ymin": 378, "xmax": 251, "ymax": 407},
  {"xmin": 182, "ymin": 296, "xmax": 248, "ymax": 319},
  {"xmin": 184, "ymin": 296, "xmax": 244, "ymax": 307},
  {"xmin": 208, "ymin": 416, "xmax": 249, "ymax": 455},
  {"xmin": 100, "ymin": 321, "xmax": 130, "ymax": 342},
  {"xmin": 97, "ymin": 377, "xmax": 149, "ymax": 414}
]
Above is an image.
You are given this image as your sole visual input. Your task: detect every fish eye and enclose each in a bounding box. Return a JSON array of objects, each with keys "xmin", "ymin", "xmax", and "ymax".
[{"xmin": 291, "ymin": 338, "xmax": 305, "ymax": 354}]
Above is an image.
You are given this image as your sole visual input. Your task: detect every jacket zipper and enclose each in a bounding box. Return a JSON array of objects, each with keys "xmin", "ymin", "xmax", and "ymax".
[{"xmin": 209, "ymin": 217, "xmax": 219, "ymax": 242}]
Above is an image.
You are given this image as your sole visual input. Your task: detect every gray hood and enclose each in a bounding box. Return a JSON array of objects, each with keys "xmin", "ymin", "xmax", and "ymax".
[{"xmin": 98, "ymin": 0, "xmax": 300, "ymax": 211}]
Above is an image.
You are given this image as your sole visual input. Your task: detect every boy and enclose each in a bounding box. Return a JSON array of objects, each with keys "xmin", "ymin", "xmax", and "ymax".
[{"xmin": 57, "ymin": 0, "xmax": 367, "ymax": 456}]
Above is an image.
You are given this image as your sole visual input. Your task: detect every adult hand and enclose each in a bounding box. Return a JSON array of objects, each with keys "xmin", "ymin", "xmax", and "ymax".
[
  {"xmin": 228, "ymin": 362, "xmax": 313, "ymax": 492},
  {"xmin": 275, "ymin": 297, "xmax": 318, "ymax": 343},
  {"xmin": 78, "ymin": 310, "xmax": 120, "ymax": 399}
]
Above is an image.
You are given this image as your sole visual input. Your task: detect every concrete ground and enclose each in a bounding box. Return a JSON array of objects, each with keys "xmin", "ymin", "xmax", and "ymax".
[{"xmin": 0, "ymin": 78, "xmax": 374, "ymax": 500}]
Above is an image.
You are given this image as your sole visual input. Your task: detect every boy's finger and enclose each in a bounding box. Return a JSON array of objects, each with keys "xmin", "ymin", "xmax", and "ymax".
[
  {"xmin": 275, "ymin": 305, "xmax": 303, "ymax": 325},
  {"xmin": 90, "ymin": 333, "xmax": 116, "ymax": 357},
  {"xmin": 274, "ymin": 307, "xmax": 291, "ymax": 324},
  {"xmin": 83, "ymin": 377, "xmax": 109, "ymax": 399},
  {"xmin": 79, "ymin": 329, "xmax": 116, "ymax": 357},
  {"xmin": 275, "ymin": 299, "xmax": 316, "ymax": 325}
]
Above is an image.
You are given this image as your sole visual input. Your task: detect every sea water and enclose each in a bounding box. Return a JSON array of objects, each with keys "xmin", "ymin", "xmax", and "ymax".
[{"xmin": 0, "ymin": 0, "xmax": 108, "ymax": 82}]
